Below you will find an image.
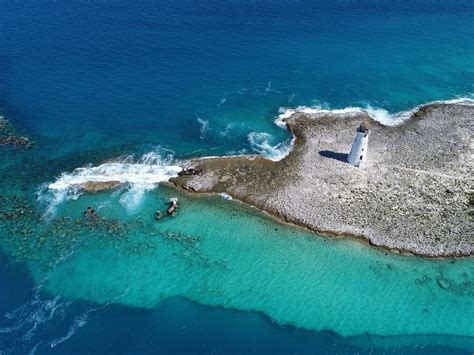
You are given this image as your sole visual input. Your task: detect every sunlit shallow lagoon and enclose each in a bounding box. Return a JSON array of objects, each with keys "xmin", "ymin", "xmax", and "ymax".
[{"xmin": 0, "ymin": 184, "xmax": 473, "ymax": 353}]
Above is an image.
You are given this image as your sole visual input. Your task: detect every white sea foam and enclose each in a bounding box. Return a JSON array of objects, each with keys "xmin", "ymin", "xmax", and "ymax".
[
  {"xmin": 37, "ymin": 183, "xmax": 82, "ymax": 217},
  {"xmin": 265, "ymin": 81, "xmax": 282, "ymax": 94},
  {"xmin": 218, "ymin": 98, "xmax": 227, "ymax": 106},
  {"xmin": 119, "ymin": 184, "xmax": 147, "ymax": 212},
  {"xmin": 39, "ymin": 97, "xmax": 474, "ymax": 213},
  {"xmin": 29, "ymin": 342, "xmax": 42, "ymax": 355},
  {"xmin": 275, "ymin": 105, "xmax": 363, "ymax": 128},
  {"xmin": 49, "ymin": 315, "xmax": 88, "ymax": 348},
  {"xmin": 48, "ymin": 152, "xmax": 180, "ymax": 190},
  {"xmin": 219, "ymin": 122, "xmax": 235, "ymax": 137},
  {"xmin": 275, "ymin": 96, "xmax": 474, "ymax": 128},
  {"xmin": 1, "ymin": 292, "xmax": 71, "ymax": 342},
  {"xmin": 43, "ymin": 151, "xmax": 181, "ymax": 214},
  {"xmin": 49, "ymin": 306, "xmax": 103, "ymax": 348},
  {"xmin": 22, "ymin": 296, "xmax": 70, "ymax": 342},
  {"xmin": 265, "ymin": 81, "xmax": 272, "ymax": 92},
  {"xmin": 48, "ymin": 288, "xmax": 128, "ymax": 349},
  {"xmin": 219, "ymin": 192, "xmax": 233, "ymax": 200},
  {"xmin": 364, "ymin": 105, "xmax": 412, "ymax": 126},
  {"xmin": 248, "ymin": 132, "xmax": 294, "ymax": 161},
  {"xmin": 196, "ymin": 114, "xmax": 211, "ymax": 139}
]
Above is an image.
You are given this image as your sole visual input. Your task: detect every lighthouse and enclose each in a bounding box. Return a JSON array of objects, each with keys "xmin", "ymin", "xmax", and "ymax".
[{"xmin": 347, "ymin": 120, "xmax": 370, "ymax": 167}]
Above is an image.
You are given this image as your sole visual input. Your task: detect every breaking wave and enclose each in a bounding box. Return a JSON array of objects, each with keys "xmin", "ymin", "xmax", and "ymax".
[
  {"xmin": 40, "ymin": 150, "xmax": 182, "ymax": 214},
  {"xmin": 36, "ymin": 97, "xmax": 474, "ymax": 212},
  {"xmin": 248, "ymin": 132, "xmax": 294, "ymax": 161},
  {"xmin": 275, "ymin": 97, "xmax": 474, "ymax": 128}
]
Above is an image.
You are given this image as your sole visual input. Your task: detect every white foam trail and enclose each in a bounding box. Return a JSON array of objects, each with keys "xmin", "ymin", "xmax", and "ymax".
[
  {"xmin": 0, "ymin": 250, "xmax": 81, "ymax": 353},
  {"xmin": 49, "ymin": 288, "xmax": 128, "ymax": 349},
  {"xmin": 49, "ymin": 314, "xmax": 87, "ymax": 348},
  {"xmin": 22, "ymin": 296, "xmax": 70, "ymax": 342},
  {"xmin": 29, "ymin": 342, "xmax": 42, "ymax": 355},
  {"xmin": 48, "ymin": 153, "xmax": 180, "ymax": 190},
  {"xmin": 49, "ymin": 308, "xmax": 97, "ymax": 349},
  {"xmin": 265, "ymin": 81, "xmax": 272, "ymax": 92},
  {"xmin": 275, "ymin": 96, "xmax": 474, "ymax": 128},
  {"xmin": 217, "ymin": 98, "xmax": 227, "ymax": 106},
  {"xmin": 265, "ymin": 81, "xmax": 282, "ymax": 94},
  {"xmin": 364, "ymin": 105, "xmax": 412, "ymax": 126},
  {"xmin": 37, "ymin": 183, "xmax": 82, "ymax": 218},
  {"xmin": 196, "ymin": 114, "xmax": 211, "ymax": 139},
  {"xmin": 435, "ymin": 97, "xmax": 474, "ymax": 105},
  {"xmin": 42, "ymin": 151, "xmax": 181, "ymax": 214},
  {"xmin": 219, "ymin": 122, "xmax": 235, "ymax": 137},
  {"xmin": 275, "ymin": 105, "xmax": 363, "ymax": 128},
  {"xmin": 0, "ymin": 293, "xmax": 71, "ymax": 342},
  {"xmin": 248, "ymin": 132, "xmax": 294, "ymax": 161},
  {"xmin": 119, "ymin": 184, "xmax": 147, "ymax": 212}
]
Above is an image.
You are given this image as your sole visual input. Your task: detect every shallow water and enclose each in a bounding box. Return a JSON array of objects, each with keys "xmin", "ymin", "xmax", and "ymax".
[
  {"xmin": 1, "ymin": 0, "xmax": 474, "ymax": 353},
  {"xmin": 1, "ymin": 255, "xmax": 468, "ymax": 354},
  {"xmin": 1, "ymin": 185, "xmax": 473, "ymax": 352}
]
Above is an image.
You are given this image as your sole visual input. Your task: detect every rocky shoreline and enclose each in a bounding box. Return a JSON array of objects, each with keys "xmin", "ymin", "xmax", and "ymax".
[{"xmin": 170, "ymin": 103, "xmax": 474, "ymax": 257}]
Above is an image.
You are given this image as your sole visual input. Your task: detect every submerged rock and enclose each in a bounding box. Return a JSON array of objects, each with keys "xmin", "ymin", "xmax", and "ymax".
[
  {"xmin": 437, "ymin": 278, "xmax": 450, "ymax": 289},
  {"xmin": 0, "ymin": 135, "xmax": 31, "ymax": 147},
  {"xmin": 0, "ymin": 117, "xmax": 32, "ymax": 147},
  {"xmin": 155, "ymin": 210, "xmax": 163, "ymax": 220},
  {"xmin": 0, "ymin": 117, "xmax": 8, "ymax": 131}
]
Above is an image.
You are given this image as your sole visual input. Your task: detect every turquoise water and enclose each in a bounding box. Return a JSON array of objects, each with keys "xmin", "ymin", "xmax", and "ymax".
[
  {"xmin": 1, "ymin": 186, "xmax": 473, "ymax": 352},
  {"xmin": 42, "ymin": 190, "xmax": 474, "ymax": 340},
  {"xmin": 1, "ymin": 0, "xmax": 474, "ymax": 353}
]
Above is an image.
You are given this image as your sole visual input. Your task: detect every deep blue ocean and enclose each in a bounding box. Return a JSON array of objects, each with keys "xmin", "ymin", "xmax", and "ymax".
[{"xmin": 1, "ymin": 0, "xmax": 473, "ymax": 354}]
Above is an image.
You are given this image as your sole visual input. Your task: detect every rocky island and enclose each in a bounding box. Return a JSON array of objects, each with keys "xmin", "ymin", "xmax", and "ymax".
[{"xmin": 170, "ymin": 103, "xmax": 474, "ymax": 257}]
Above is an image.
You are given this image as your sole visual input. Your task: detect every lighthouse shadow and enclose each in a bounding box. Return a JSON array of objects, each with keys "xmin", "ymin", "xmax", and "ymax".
[{"xmin": 318, "ymin": 150, "xmax": 349, "ymax": 163}]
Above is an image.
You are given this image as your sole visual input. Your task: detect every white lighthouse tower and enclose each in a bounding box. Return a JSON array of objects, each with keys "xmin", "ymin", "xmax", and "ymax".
[{"xmin": 347, "ymin": 120, "xmax": 370, "ymax": 167}]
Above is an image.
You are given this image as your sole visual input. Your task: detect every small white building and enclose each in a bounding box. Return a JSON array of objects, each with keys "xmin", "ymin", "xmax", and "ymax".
[{"xmin": 348, "ymin": 120, "xmax": 370, "ymax": 167}]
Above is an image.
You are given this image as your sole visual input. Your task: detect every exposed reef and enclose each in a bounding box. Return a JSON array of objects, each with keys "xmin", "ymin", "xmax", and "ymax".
[
  {"xmin": 79, "ymin": 181, "xmax": 123, "ymax": 192},
  {"xmin": 0, "ymin": 117, "xmax": 32, "ymax": 147},
  {"xmin": 170, "ymin": 103, "xmax": 474, "ymax": 257}
]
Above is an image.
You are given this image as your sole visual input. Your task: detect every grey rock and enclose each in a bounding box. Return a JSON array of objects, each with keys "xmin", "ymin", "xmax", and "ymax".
[{"xmin": 170, "ymin": 103, "xmax": 474, "ymax": 258}]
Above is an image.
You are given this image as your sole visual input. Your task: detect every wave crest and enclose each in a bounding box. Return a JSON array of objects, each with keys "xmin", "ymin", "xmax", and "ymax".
[
  {"xmin": 48, "ymin": 152, "xmax": 180, "ymax": 190},
  {"xmin": 248, "ymin": 132, "xmax": 293, "ymax": 161},
  {"xmin": 40, "ymin": 150, "xmax": 181, "ymax": 214},
  {"xmin": 275, "ymin": 97, "xmax": 474, "ymax": 127}
]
